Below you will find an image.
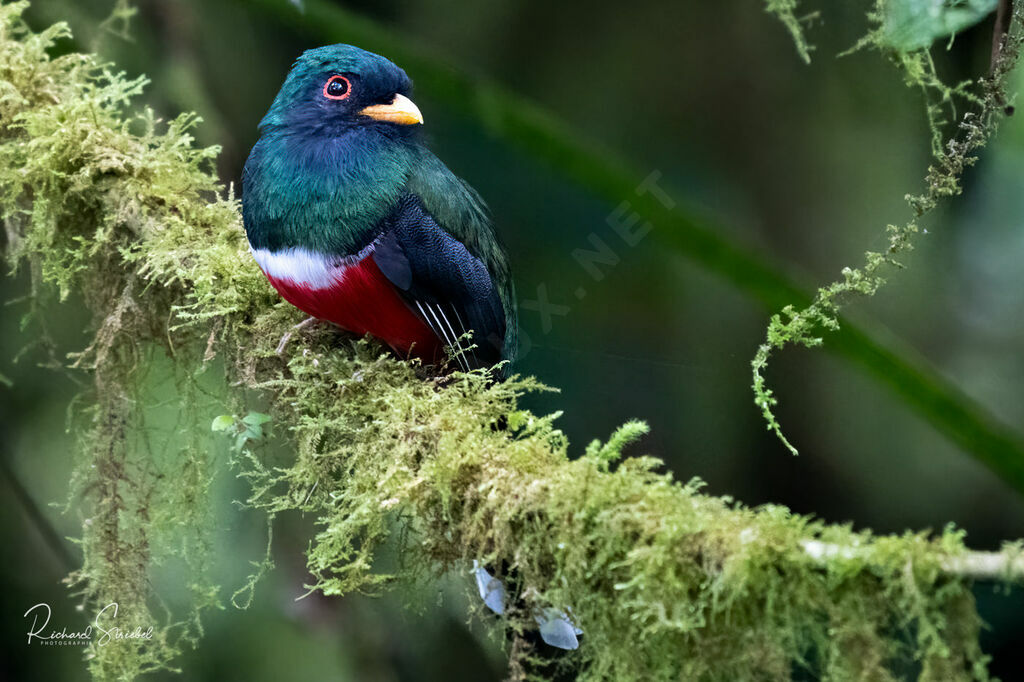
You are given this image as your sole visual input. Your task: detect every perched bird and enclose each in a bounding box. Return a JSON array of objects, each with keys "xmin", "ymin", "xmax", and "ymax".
[
  {"xmin": 242, "ymin": 45, "xmax": 580, "ymax": 650},
  {"xmin": 242, "ymin": 44, "xmax": 515, "ymax": 373}
]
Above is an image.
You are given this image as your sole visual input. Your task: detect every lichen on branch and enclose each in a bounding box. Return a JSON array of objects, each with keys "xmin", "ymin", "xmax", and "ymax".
[{"xmin": 1, "ymin": 2, "xmax": 1022, "ymax": 680}]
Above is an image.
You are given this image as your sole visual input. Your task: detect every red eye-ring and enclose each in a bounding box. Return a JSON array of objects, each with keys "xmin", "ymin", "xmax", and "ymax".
[{"xmin": 323, "ymin": 75, "xmax": 351, "ymax": 100}]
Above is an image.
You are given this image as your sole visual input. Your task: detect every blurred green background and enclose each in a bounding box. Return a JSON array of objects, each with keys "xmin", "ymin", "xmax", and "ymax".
[{"xmin": 3, "ymin": 1, "xmax": 1024, "ymax": 679}]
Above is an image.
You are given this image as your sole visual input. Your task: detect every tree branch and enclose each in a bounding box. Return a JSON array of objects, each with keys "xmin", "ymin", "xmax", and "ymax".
[
  {"xmin": 802, "ymin": 540, "xmax": 1024, "ymax": 582},
  {"xmin": 993, "ymin": 0, "xmax": 1014, "ymax": 73}
]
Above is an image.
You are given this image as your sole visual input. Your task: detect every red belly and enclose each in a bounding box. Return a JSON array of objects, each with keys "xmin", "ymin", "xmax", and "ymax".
[{"xmin": 265, "ymin": 255, "xmax": 442, "ymax": 361}]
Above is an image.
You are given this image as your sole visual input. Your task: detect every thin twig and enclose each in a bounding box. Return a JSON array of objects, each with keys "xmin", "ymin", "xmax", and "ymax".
[
  {"xmin": 992, "ymin": 0, "xmax": 1014, "ymax": 73},
  {"xmin": 802, "ymin": 540, "xmax": 1024, "ymax": 582}
]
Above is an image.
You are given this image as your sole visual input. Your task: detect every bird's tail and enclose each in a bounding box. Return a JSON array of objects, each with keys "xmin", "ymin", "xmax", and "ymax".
[{"xmin": 472, "ymin": 561, "xmax": 583, "ymax": 650}]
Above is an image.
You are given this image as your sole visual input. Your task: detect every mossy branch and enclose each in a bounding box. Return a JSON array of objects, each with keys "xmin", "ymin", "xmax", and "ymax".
[
  {"xmin": 4, "ymin": 3, "xmax": 1024, "ymax": 680},
  {"xmin": 802, "ymin": 540, "xmax": 1024, "ymax": 582}
]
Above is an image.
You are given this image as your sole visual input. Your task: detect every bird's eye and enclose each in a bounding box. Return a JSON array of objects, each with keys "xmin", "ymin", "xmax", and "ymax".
[{"xmin": 323, "ymin": 75, "xmax": 351, "ymax": 100}]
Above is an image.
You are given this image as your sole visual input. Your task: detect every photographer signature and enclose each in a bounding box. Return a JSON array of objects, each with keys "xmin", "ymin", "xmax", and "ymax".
[{"xmin": 23, "ymin": 602, "xmax": 154, "ymax": 646}]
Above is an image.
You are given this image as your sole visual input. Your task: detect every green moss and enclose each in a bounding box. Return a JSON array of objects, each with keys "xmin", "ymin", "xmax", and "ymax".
[
  {"xmin": 0, "ymin": 2, "xmax": 1018, "ymax": 680},
  {"xmin": 764, "ymin": 0, "xmax": 817, "ymax": 64},
  {"xmin": 755, "ymin": 1, "xmax": 1019, "ymax": 456}
]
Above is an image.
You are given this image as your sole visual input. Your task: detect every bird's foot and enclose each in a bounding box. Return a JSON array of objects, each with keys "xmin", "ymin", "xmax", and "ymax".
[{"xmin": 276, "ymin": 316, "xmax": 318, "ymax": 356}]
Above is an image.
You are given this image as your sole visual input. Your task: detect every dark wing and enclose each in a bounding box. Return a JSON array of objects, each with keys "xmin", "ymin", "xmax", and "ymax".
[{"xmin": 373, "ymin": 194, "xmax": 507, "ymax": 372}]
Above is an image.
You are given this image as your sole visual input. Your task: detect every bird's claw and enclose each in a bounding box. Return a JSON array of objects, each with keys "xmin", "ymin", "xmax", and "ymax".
[{"xmin": 276, "ymin": 316, "xmax": 317, "ymax": 356}]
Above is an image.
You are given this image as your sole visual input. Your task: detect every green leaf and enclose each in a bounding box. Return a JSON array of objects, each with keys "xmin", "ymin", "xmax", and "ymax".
[
  {"xmin": 880, "ymin": 0, "xmax": 998, "ymax": 51},
  {"xmin": 211, "ymin": 414, "xmax": 235, "ymax": 432},
  {"xmin": 242, "ymin": 412, "xmax": 272, "ymax": 426}
]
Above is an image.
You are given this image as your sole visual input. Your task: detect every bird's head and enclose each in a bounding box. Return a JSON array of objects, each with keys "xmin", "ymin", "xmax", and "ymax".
[{"xmin": 259, "ymin": 44, "xmax": 424, "ymax": 138}]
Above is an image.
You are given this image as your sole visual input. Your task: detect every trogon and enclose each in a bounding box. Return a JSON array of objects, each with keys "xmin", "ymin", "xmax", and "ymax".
[
  {"xmin": 242, "ymin": 45, "xmax": 580, "ymax": 651},
  {"xmin": 242, "ymin": 44, "xmax": 516, "ymax": 374}
]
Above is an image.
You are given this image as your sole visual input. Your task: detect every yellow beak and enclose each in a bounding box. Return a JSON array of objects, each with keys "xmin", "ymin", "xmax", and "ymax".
[{"xmin": 359, "ymin": 93, "xmax": 424, "ymax": 126}]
